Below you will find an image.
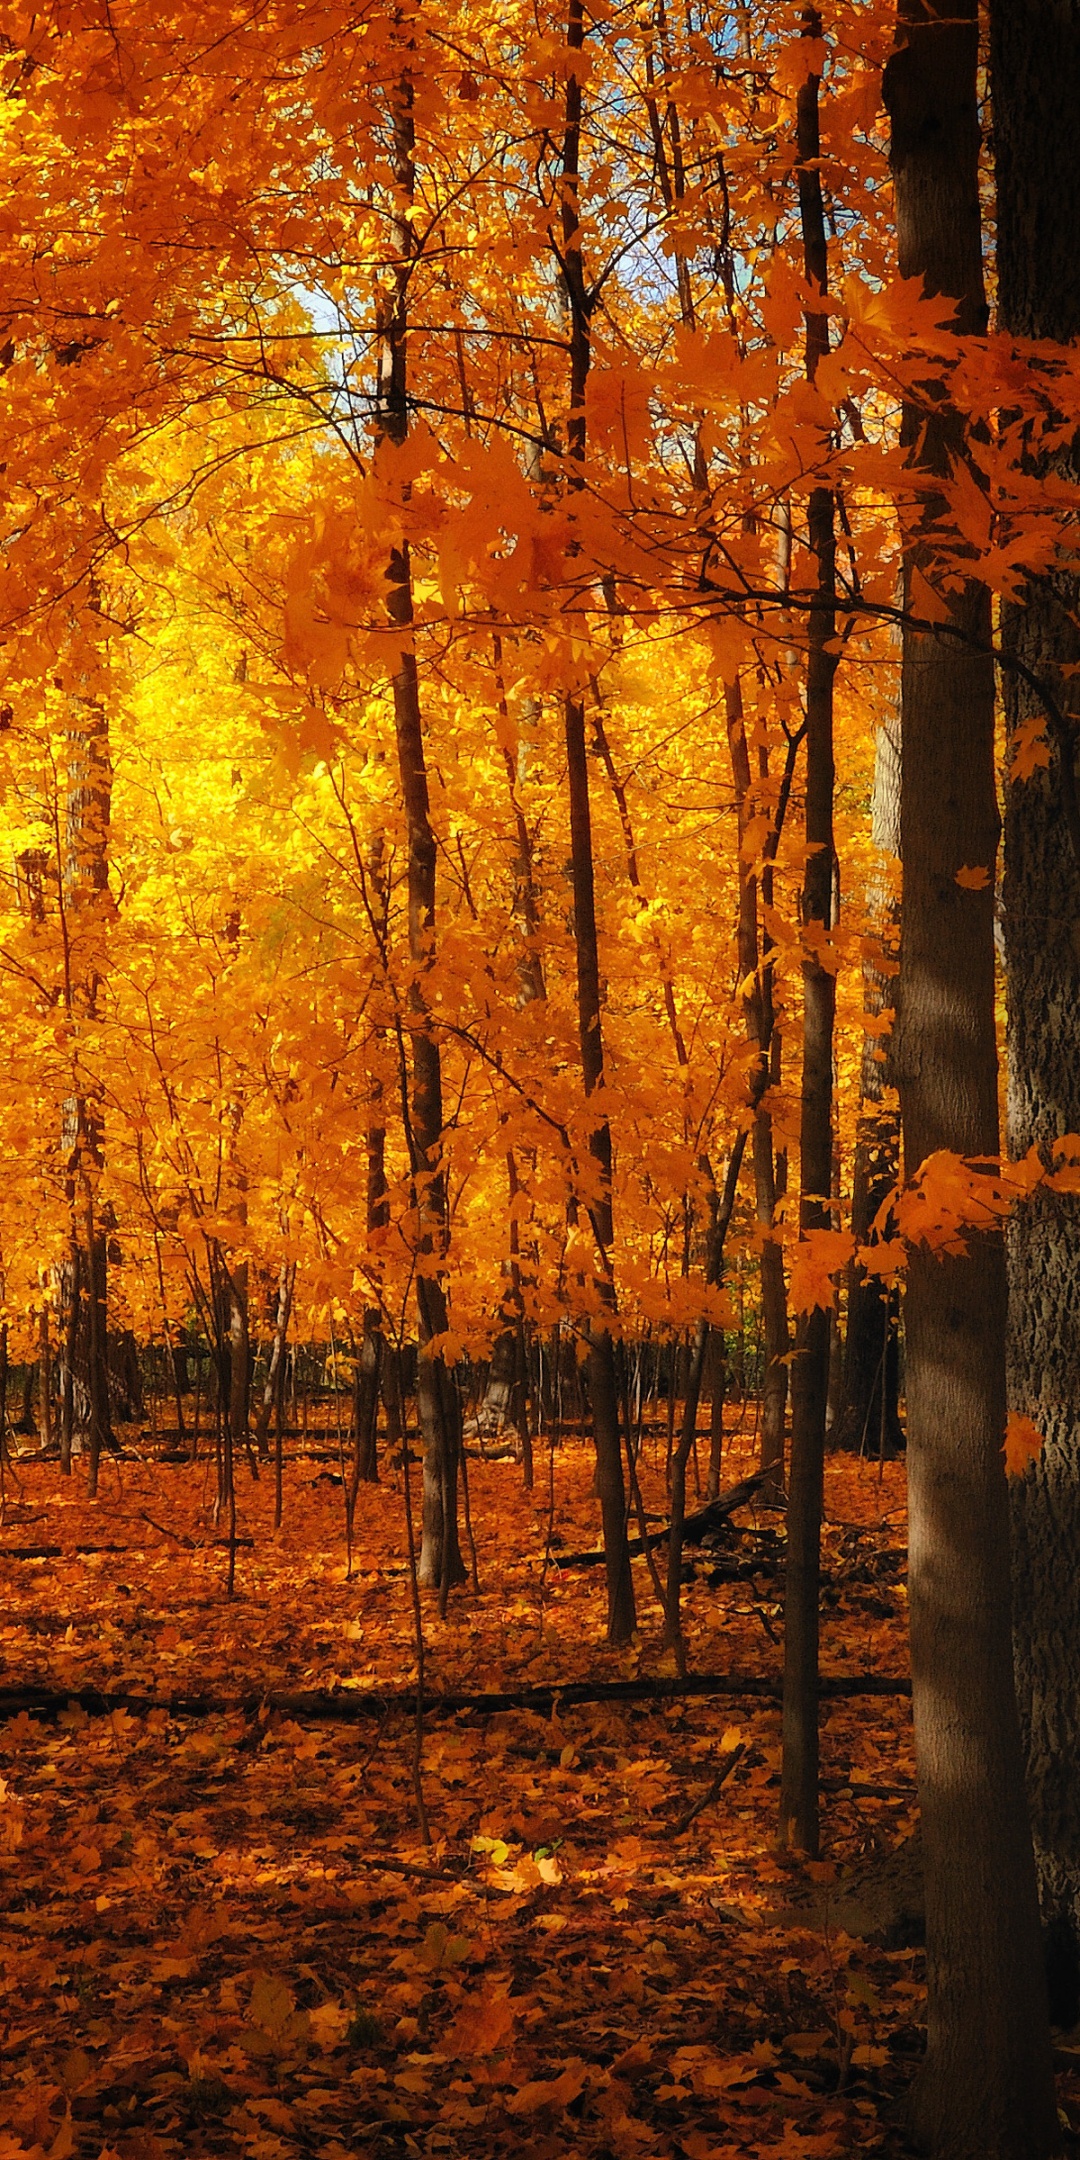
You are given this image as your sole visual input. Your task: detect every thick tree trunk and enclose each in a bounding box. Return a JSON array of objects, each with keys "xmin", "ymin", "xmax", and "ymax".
[
  {"xmin": 886, "ymin": 3, "xmax": 1059, "ymax": 2151},
  {"xmin": 994, "ymin": 0, "xmax": 1080, "ymax": 2026},
  {"xmin": 781, "ymin": 21, "xmax": 838, "ymax": 1857}
]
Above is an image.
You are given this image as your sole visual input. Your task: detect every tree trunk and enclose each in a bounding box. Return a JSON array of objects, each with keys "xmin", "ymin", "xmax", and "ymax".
[
  {"xmin": 993, "ymin": 0, "xmax": 1080, "ymax": 2031},
  {"xmin": 886, "ymin": 3, "xmax": 1060, "ymax": 2149},
  {"xmin": 38, "ymin": 1306, "xmax": 52, "ymax": 1452},
  {"xmin": 705, "ymin": 1327, "xmax": 725, "ymax": 1501},
  {"xmin": 835, "ymin": 712, "xmax": 904, "ymax": 1453},
  {"xmin": 724, "ymin": 678, "xmax": 790, "ymax": 1494},
  {"xmin": 229, "ymin": 1260, "xmax": 250, "ymax": 1446},
  {"xmin": 557, "ymin": 0, "xmax": 634, "ymax": 1645},
  {"xmin": 61, "ymin": 688, "xmax": 114, "ymax": 1489},
  {"xmin": 378, "ymin": 58, "xmax": 464, "ymax": 1599},
  {"xmin": 782, "ymin": 18, "xmax": 838, "ymax": 1858},
  {"xmin": 256, "ymin": 1260, "xmax": 295, "ymax": 1458}
]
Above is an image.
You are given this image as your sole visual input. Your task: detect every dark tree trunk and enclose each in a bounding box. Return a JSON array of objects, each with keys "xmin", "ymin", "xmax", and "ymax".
[
  {"xmin": 834, "ymin": 713, "xmax": 904, "ymax": 1454},
  {"xmin": 378, "ymin": 59, "xmax": 464, "ymax": 1600},
  {"xmin": 256, "ymin": 1260, "xmax": 295, "ymax": 1465},
  {"xmin": 993, "ymin": 0, "xmax": 1080, "ymax": 2027},
  {"xmin": 886, "ymin": 2, "xmax": 1060, "ymax": 2150},
  {"xmin": 724, "ymin": 679, "xmax": 790, "ymax": 1495},
  {"xmin": 557, "ymin": 0, "xmax": 634, "ymax": 1644},
  {"xmin": 61, "ymin": 690, "xmax": 115, "ymax": 1491},
  {"xmin": 705, "ymin": 1327, "xmax": 725, "ymax": 1501},
  {"xmin": 781, "ymin": 18, "xmax": 838, "ymax": 1858},
  {"xmin": 353, "ymin": 1074, "xmax": 389, "ymax": 1489},
  {"xmin": 38, "ymin": 1306, "xmax": 52, "ymax": 1452}
]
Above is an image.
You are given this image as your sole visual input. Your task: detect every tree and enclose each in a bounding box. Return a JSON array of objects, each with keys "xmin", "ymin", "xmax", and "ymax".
[
  {"xmin": 885, "ymin": 0, "xmax": 1060, "ymax": 2150},
  {"xmin": 781, "ymin": 9, "xmax": 840, "ymax": 1859},
  {"xmin": 993, "ymin": 0, "xmax": 1080, "ymax": 2026}
]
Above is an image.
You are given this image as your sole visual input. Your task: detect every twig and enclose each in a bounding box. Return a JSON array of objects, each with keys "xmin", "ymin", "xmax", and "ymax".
[
  {"xmin": 399, "ymin": 1401, "xmax": 431, "ymax": 1846},
  {"xmin": 672, "ymin": 1742, "xmax": 745, "ymax": 1834},
  {"xmin": 352, "ymin": 1851, "xmax": 458, "ymax": 1883},
  {"xmin": 140, "ymin": 1510, "xmax": 197, "ymax": 1549}
]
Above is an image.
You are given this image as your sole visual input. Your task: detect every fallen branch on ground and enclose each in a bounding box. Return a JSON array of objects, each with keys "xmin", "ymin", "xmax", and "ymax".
[
  {"xmin": 0, "ymin": 1669, "xmax": 912, "ymax": 1725},
  {"xmin": 551, "ymin": 1471, "xmax": 770, "ymax": 1568},
  {"xmin": 672, "ymin": 1741, "xmax": 746, "ymax": 1834}
]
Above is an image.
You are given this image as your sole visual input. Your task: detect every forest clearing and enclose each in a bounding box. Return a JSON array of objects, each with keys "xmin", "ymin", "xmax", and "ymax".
[{"xmin": 0, "ymin": 1422, "xmax": 935, "ymax": 2160}]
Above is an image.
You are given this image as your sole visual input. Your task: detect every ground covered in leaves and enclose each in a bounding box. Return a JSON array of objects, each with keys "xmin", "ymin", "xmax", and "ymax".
[{"xmin": 0, "ymin": 1422, "xmax": 1043, "ymax": 2158}]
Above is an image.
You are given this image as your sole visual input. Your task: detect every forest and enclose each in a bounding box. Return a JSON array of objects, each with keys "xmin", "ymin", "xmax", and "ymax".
[{"xmin": 0, "ymin": 1, "xmax": 1077, "ymax": 2156}]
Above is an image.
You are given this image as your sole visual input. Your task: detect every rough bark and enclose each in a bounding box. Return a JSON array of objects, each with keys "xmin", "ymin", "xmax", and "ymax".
[
  {"xmin": 886, "ymin": 2, "xmax": 1060, "ymax": 2150},
  {"xmin": 993, "ymin": 0, "xmax": 1080, "ymax": 2027}
]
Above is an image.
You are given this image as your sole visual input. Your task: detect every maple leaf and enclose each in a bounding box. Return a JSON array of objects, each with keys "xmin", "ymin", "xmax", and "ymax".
[
  {"xmin": 788, "ymin": 1230, "xmax": 856, "ymax": 1314},
  {"xmin": 242, "ymin": 1972, "xmax": 310, "ymax": 2060},
  {"xmin": 439, "ymin": 1987, "xmax": 518, "ymax": 2061},
  {"xmin": 418, "ymin": 1922, "xmax": 471, "ymax": 1972},
  {"xmin": 954, "ymin": 864, "xmax": 991, "ymax": 889},
  {"xmin": 1004, "ymin": 1412, "xmax": 1045, "ymax": 1478},
  {"xmin": 505, "ymin": 2057, "xmax": 588, "ymax": 2115},
  {"xmin": 1010, "ymin": 716, "xmax": 1052, "ymax": 781}
]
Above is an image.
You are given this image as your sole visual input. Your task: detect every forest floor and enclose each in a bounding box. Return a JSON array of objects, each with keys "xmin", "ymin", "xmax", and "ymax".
[{"xmin": 0, "ymin": 1421, "xmax": 1072, "ymax": 2160}]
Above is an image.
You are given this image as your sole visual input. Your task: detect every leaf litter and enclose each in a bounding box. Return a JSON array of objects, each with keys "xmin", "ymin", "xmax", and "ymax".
[{"xmin": 0, "ymin": 1429, "xmax": 1063, "ymax": 2158}]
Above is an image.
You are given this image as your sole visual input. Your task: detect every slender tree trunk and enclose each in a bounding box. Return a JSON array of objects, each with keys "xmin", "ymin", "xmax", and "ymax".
[
  {"xmin": 781, "ymin": 16, "xmax": 838, "ymax": 1857},
  {"xmin": 38, "ymin": 1305, "xmax": 52, "ymax": 1451},
  {"xmin": 62, "ymin": 689, "xmax": 114, "ymax": 1485},
  {"xmin": 353, "ymin": 1079, "xmax": 389, "ymax": 1488},
  {"xmin": 378, "ymin": 56, "xmax": 464, "ymax": 1597},
  {"xmin": 481, "ymin": 651, "xmax": 543, "ymax": 1479},
  {"xmin": 993, "ymin": 0, "xmax": 1080, "ymax": 2029},
  {"xmin": 664, "ymin": 1135, "xmax": 746, "ymax": 1669},
  {"xmin": 229, "ymin": 1259, "xmax": 250, "ymax": 1449},
  {"xmin": 256, "ymin": 1260, "xmax": 295, "ymax": 1457},
  {"xmin": 886, "ymin": 4, "xmax": 1059, "ymax": 2149},
  {"xmin": 836, "ymin": 715, "xmax": 903, "ymax": 1452},
  {"xmin": 705, "ymin": 1328, "xmax": 725, "ymax": 1500},
  {"xmin": 557, "ymin": 0, "xmax": 634, "ymax": 1643},
  {"xmin": 724, "ymin": 678, "xmax": 791, "ymax": 1492}
]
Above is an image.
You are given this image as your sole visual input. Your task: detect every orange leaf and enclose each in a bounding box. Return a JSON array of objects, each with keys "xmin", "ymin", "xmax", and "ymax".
[
  {"xmin": 1010, "ymin": 717, "xmax": 1052, "ymax": 782},
  {"xmin": 1004, "ymin": 1412, "xmax": 1044, "ymax": 1478},
  {"xmin": 955, "ymin": 864, "xmax": 991, "ymax": 890},
  {"xmin": 788, "ymin": 1230, "xmax": 856, "ymax": 1315},
  {"xmin": 439, "ymin": 1988, "xmax": 517, "ymax": 2062},
  {"xmin": 506, "ymin": 2058, "xmax": 588, "ymax": 2115}
]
